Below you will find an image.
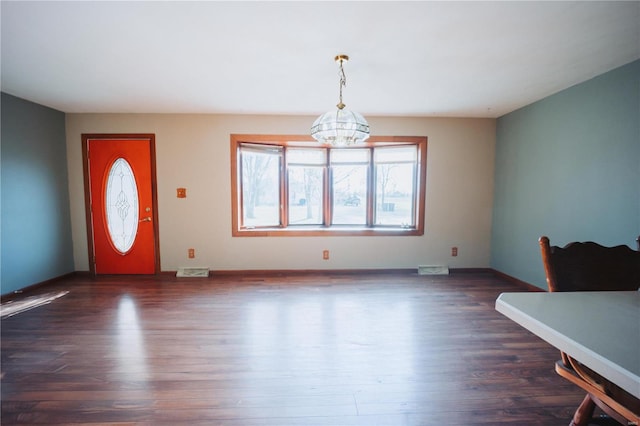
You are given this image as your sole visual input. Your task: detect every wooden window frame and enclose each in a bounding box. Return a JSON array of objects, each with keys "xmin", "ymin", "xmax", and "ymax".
[{"xmin": 231, "ymin": 134, "xmax": 427, "ymax": 237}]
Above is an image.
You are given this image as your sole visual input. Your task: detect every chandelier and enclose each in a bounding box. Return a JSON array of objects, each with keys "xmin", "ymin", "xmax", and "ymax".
[{"xmin": 311, "ymin": 54, "xmax": 370, "ymax": 146}]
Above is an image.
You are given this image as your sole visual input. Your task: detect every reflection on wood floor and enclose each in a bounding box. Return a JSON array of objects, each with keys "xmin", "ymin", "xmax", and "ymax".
[{"xmin": 1, "ymin": 271, "xmax": 587, "ymax": 425}]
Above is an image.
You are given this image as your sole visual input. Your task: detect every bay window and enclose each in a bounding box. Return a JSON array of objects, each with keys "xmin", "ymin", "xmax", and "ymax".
[{"xmin": 231, "ymin": 135, "xmax": 427, "ymax": 236}]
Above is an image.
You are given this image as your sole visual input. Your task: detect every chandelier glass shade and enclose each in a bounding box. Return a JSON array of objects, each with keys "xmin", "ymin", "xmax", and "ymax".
[
  {"xmin": 311, "ymin": 108, "xmax": 370, "ymax": 146},
  {"xmin": 311, "ymin": 55, "xmax": 370, "ymax": 146}
]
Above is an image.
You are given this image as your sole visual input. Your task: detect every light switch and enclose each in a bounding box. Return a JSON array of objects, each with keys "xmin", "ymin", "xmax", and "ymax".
[{"xmin": 177, "ymin": 188, "xmax": 187, "ymax": 198}]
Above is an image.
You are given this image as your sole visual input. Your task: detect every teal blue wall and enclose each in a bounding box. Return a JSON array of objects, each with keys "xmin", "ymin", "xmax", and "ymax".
[
  {"xmin": 1, "ymin": 93, "xmax": 74, "ymax": 295},
  {"xmin": 491, "ymin": 60, "xmax": 640, "ymax": 289}
]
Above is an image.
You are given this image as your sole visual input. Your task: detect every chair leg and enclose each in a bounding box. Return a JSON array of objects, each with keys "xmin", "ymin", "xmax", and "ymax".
[{"xmin": 570, "ymin": 394, "xmax": 596, "ymax": 426}]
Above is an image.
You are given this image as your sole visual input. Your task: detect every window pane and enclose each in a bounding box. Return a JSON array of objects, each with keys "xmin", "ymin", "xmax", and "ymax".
[
  {"xmin": 241, "ymin": 147, "xmax": 281, "ymax": 227},
  {"xmin": 374, "ymin": 145, "xmax": 417, "ymax": 162},
  {"xmin": 105, "ymin": 158, "xmax": 139, "ymax": 253},
  {"xmin": 331, "ymin": 148, "xmax": 369, "ymax": 164},
  {"xmin": 332, "ymin": 164, "xmax": 367, "ymax": 225},
  {"xmin": 288, "ymin": 166, "xmax": 323, "ymax": 225},
  {"xmin": 287, "ymin": 148, "xmax": 326, "ymax": 165},
  {"xmin": 375, "ymin": 162, "xmax": 416, "ymax": 226}
]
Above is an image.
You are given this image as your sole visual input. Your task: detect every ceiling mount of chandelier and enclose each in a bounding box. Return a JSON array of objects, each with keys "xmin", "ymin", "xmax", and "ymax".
[{"xmin": 311, "ymin": 54, "xmax": 370, "ymax": 146}]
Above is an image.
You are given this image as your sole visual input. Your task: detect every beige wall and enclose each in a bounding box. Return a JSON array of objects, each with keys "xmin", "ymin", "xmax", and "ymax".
[{"xmin": 65, "ymin": 114, "xmax": 496, "ymax": 272}]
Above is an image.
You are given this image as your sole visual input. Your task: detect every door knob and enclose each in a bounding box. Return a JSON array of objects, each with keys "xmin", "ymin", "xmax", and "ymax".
[{"xmin": 139, "ymin": 217, "xmax": 152, "ymax": 222}]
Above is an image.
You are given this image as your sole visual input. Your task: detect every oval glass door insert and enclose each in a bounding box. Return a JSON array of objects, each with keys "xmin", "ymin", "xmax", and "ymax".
[{"xmin": 105, "ymin": 158, "xmax": 139, "ymax": 254}]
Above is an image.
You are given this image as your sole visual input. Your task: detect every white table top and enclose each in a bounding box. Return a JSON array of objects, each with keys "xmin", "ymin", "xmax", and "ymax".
[{"xmin": 496, "ymin": 291, "xmax": 640, "ymax": 398}]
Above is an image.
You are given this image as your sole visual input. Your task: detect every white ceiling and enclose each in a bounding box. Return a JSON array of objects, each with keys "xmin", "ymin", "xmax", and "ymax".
[{"xmin": 1, "ymin": 1, "xmax": 639, "ymax": 118}]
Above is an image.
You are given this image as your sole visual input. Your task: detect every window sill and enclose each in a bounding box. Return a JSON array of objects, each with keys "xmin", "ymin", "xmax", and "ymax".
[{"xmin": 233, "ymin": 226, "xmax": 423, "ymax": 237}]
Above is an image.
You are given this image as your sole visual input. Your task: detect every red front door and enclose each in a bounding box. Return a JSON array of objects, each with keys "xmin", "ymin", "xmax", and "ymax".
[{"xmin": 84, "ymin": 135, "xmax": 158, "ymax": 274}]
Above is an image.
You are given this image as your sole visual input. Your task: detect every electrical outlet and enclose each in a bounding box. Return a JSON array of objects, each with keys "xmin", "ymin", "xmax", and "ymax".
[
  {"xmin": 323, "ymin": 250, "xmax": 329, "ymax": 260},
  {"xmin": 188, "ymin": 248, "xmax": 195, "ymax": 259},
  {"xmin": 451, "ymin": 247, "xmax": 458, "ymax": 257}
]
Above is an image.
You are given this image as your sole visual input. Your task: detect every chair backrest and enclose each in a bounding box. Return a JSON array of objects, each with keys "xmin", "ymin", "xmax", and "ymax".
[{"xmin": 539, "ymin": 236, "xmax": 640, "ymax": 292}]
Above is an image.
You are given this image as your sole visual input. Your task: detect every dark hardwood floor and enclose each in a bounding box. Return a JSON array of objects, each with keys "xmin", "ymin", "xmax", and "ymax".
[{"xmin": 2, "ymin": 271, "xmax": 589, "ymax": 425}]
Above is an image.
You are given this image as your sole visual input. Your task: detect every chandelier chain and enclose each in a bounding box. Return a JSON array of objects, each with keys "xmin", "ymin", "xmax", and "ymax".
[{"xmin": 337, "ymin": 59, "xmax": 347, "ymax": 109}]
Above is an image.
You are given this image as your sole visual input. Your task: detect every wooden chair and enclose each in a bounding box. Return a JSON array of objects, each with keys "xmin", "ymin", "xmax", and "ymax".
[{"xmin": 539, "ymin": 236, "xmax": 640, "ymax": 426}]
